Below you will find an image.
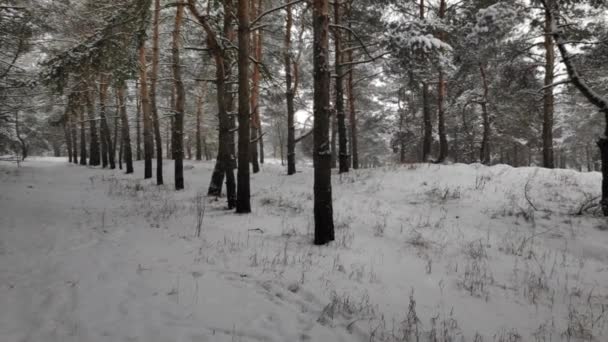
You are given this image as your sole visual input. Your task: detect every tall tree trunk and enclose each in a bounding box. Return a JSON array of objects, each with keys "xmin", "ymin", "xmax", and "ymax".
[
  {"xmin": 479, "ymin": 63, "xmax": 491, "ymax": 164},
  {"xmin": 117, "ymin": 82, "xmax": 134, "ymax": 174},
  {"xmin": 172, "ymin": 3, "xmax": 185, "ymax": 190},
  {"xmin": 420, "ymin": 0, "xmax": 432, "ymax": 162},
  {"xmin": 249, "ymin": 0, "xmax": 262, "ymax": 174},
  {"xmin": 422, "ymin": 82, "xmax": 432, "ymax": 161},
  {"xmin": 188, "ymin": 0, "xmax": 236, "ymax": 208},
  {"xmin": 436, "ymin": 0, "xmax": 448, "ymax": 162},
  {"xmin": 331, "ymin": 111, "xmax": 337, "ymax": 168},
  {"xmin": 195, "ymin": 81, "xmax": 206, "ymax": 161},
  {"xmin": 236, "ymin": 0, "xmax": 251, "ymax": 212},
  {"xmin": 543, "ymin": 0, "xmax": 555, "ymax": 169},
  {"xmin": 541, "ymin": 0, "xmax": 608, "ymax": 214},
  {"xmin": 138, "ymin": 45, "xmax": 153, "ymax": 179},
  {"xmin": 78, "ymin": 91, "xmax": 87, "ymax": 165},
  {"xmin": 285, "ymin": 0, "xmax": 296, "ymax": 175},
  {"xmin": 86, "ymin": 82, "xmax": 100, "ymax": 166},
  {"xmin": 334, "ymin": 0, "xmax": 349, "ymax": 173},
  {"xmin": 150, "ymin": 0, "xmax": 164, "ymax": 185},
  {"xmin": 313, "ymin": 0, "xmax": 334, "ymax": 245},
  {"xmin": 346, "ymin": 1, "xmax": 358, "ymax": 169},
  {"xmin": 70, "ymin": 105, "xmax": 78, "ymax": 164},
  {"xmin": 135, "ymin": 80, "xmax": 142, "ymax": 160},
  {"xmin": 113, "ymin": 97, "xmax": 119, "ymax": 165},
  {"xmin": 64, "ymin": 120, "xmax": 73, "ymax": 163},
  {"xmin": 259, "ymin": 126, "xmax": 264, "ymax": 164},
  {"xmin": 99, "ymin": 75, "xmax": 115, "ymax": 169}
]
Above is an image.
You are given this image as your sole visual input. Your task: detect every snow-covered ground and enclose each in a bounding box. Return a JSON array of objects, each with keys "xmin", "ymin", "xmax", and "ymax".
[{"xmin": 1, "ymin": 158, "xmax": 608, "ymax": 342}]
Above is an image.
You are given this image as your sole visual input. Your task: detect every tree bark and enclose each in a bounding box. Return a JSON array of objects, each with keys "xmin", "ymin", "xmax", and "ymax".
[
  {"xmin": 422, "ymin": 82, "xmax": 432, "ymax": 161},
  {"xmin": 334, "ymin": 0, "xmax": 349, "ymax": 173},
  {"xmin": 479, "ymin": 63, "xmax": 491, "ymax": 164},
  {"xmin": 313, "ymin": 0, "xmax": 334, "ymax": 245},
  {"xmin": 236, "ymin": 0, "xmax": 252, "ymax": 212},
  {"xmin": 117, "ymin": 82, "xmax": 134, "ymax": 174},
  {"xmin": 99, "ymin": 75, "xmax": 114, "ymax": 169},
  {"xmin": 195, "ymin": 81, "xmax": 206, "ymax": 161},
  {"xmin": 436, "ymin": 0, "xmax": 448, "ymax": 162},
  {"xmin": 285, "ymin": 0, "xmax": 296, "ymax": 175},
  {"xmin": 138, "ymin": 45, "xmax": 153, "ymax": 179},
  {"xmin": 78, "ymin": 91, "xmax": 87, "ymax": 165},
  {"xmin": 188, "ymin": 0, "xmax": 236, "ymax": 208},
  {"xmin": 346, "ymin": 1, "xmax": 358, "ymax": 169},
  {"xmin": 249, "ymin": 0, "xmax": 262, "ymax": 174},
  {"xmin": 542, "ymin": 0, "xmax": 555, "ymax": 169},
  {"xmin": 135, "ymin": 80, "xmax": 142, "ymax": 161},
  {"xmin": 172, "ymin": 3, "xmax": 185, "ymax": 190},
  {"xmin": 86, "ymin": 81, "xmax": 100, "ymax": 166},
  {"xmin": 150, "ymin": 0, "xmax": 164, "ymax": 184}
]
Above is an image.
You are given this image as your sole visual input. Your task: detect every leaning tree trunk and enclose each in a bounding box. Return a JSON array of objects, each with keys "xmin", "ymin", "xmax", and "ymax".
[
  {"xmin": 86, "ymin": 82, "xmax": 100, "ymax": 166},
  {"xmin": 117, "ymin": 82, "xmax": 134, "ymax": 174},
  {"xmin": 236, "ymin": 0, "xmax": 251, "ymax": 212},
  {"xmin": 313, "ymin": 0, "xmax": 335, "ymax": 245},
  {"xmin": 541, "ymin": 0, "xmax": 608, "ymax": 215},
  {"xmin": 138, "ymin": 45, "xmax": 153, "ymax": 179},
  {"xmin": 150, "ymin": 0, "xmax": 164, "ymax": 185},
  {"xmin": 542, "ymin": 1, "xmax": 555, "ymax": 169},
  {"xmin": 285, "ymin": 0, "xmax": 296, "ymax": 175},
  {"xmin": 171, "ymin": 3, "xmax": 185, "ymax": 190},
  {"xmin": 188, "ymin": 0, "xmax": 236, "ymax": 208},
  {"xmin": 334, "ymin": 0, "xmax": 349, "ymax": 173}
]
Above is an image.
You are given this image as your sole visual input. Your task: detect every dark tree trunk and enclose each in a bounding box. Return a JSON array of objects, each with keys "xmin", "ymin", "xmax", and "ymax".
[
  {"xmin": 78, "ymin": 92, "xmax": 87, "ymax": 165},
  {"xmin": 150, "ymin": 0, "xmax": 164, "ymax": 185},
  {"xmin": 117, "ymin": 83, "xmax": 134, "ymax": 174},
  {"xmin": 334, "ymin": 0, "xmax": 349, "ymax": 173},
  {"xmin": 64, "ymin": 121, "xmax": 73, "ymax": 163},
  {"xmin": 259, "ymin": 126, "xmax": 264, "ymax": 164},
  {"xmin": 172, "ymin": 3, "xmax": 185, "ymax": 190},
  {"xmin": 436, "ymin": 0, "xmax": 448, "ymax": 163},
  {"xmin": 543, "ymin": 1, "xmax": 555, "ymax": 169},
  {"xmin": 313, "ymin": 0, "xmax": 334, "ymax": 245},
  {"xmin": 479, "ymin": 64, "xmax": 491, "ymax": 164},
  {"xmin": 138, "ymin": 45, "xmax": 153, "ymax": 179},
  {"xmin": 236, "ymin": 0, "xmax": 251, "ymax": 212},
  {"xmin": 136, "ymin": 81, "xmax": 142, "ymax": 161},
  {"xmin": 86, "ymin": 83, "xmax": 100, "ymax": 166},
  {"xmin": 99, "ymin": 75, "xmax": 114, "ymax": 169},
  {"xmin": 422, "ymin": 82, "xmax": 432, "ymax": 161},
  {"xmin": 195, "ymin": 82, "xmax": 205, "ymax": 161},
  {"xmin": 188, "ymin": 0, "xmax": 236, "ymax": 208},
  {"xmin": 285, "ymin": 0, "xmax": 296, "ymax": 175},
  {"xmin": 347, "ymin": 49, "xmax": 358, "ymax": 169},
  {"xmin": 249, "ymin": 0, "xmax": 262, "ymax": 174},
  {"xmin": 330, "ymin": 111, "xmax": 337, "ymax": 168}
]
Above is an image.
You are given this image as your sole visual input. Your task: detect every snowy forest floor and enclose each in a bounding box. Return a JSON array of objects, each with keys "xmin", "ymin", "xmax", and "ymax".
[{"xmin": 1, "ymin": 158, "xmax": 608, "ymax": 342}]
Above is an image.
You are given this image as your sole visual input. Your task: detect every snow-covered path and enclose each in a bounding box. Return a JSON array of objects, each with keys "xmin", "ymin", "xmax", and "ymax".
[{"xmin": 2, "ymin": 158, "xmax": 608, "ymax": 341}]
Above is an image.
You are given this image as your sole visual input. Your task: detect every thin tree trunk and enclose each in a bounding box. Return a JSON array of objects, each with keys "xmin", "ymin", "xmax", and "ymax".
[
  {"xmin": 479, "ymin": 64, "xmax": 491, "ymax": 164},
  {"xmin": 117, "ymin": 82, "xmax": 134, "ymax": 174},
  {"xmin": 150, "ymin": 0, "xmax": 164, "ymax": 185},
  {"xmin": 135, "ymin": 80, "xmax": 142, "ymax": 161},
  {"xmin": 86, "ymin": 82, "xmax": 100, "ymax": 166},
  {"xmin": 334, "ymin": 0, "xmax": 349, "ymax": 173},
  {"xmin": 436, "ymin": 0, "xmax": 448, "ymax": 162},
  {"xmin": 543, "ymin": 0, "xmax": 555, "ymax": 169},
  {"xmin": 138, "ymin": 45, "xmax": 153, "ymax": 179},
  {"xmin": 64, "ymin": 120, "xmax": 73, "ymax": 163},
  {"xmin": 331, "ymin": 111, "xmax": 337, "ymax": 168},
  {"xmin": 236, "ymin": 0, "xmax": 251, "ymax": 212},
  {"xmin": 259, "ymin": 126, "xmax": 264, "ymax": 164},
  {"xmin": 346, "ymin": 1, "xmax": 358, "ymax": 169},
  {"xmin": 313, "ymin": 0, "xmax": 334, "ymax": 245},
  {"xmin": 249, "ymin": 0, "xmax": 261, "ymax": 174},
  {"xmin": 422, "ymin": 82, "xmax": 432, "ymax": 161},
  {"xmin": 78, "ymin": 92, "xmax": 87, "ymax": 165},
  {"xmin": 285, "ymin": 0, "xmax": 296, "ymax": 175},
  {"xmin": 99, "ymin": 75, "xmax": 115, "ymax": 169},
  {"xmin": 172, "ymin": 3, "xmax": 185, "ymax": 190},
  {"xmin": 195, "ymin": 81, "xmax": 205, "ymax": 161}
]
